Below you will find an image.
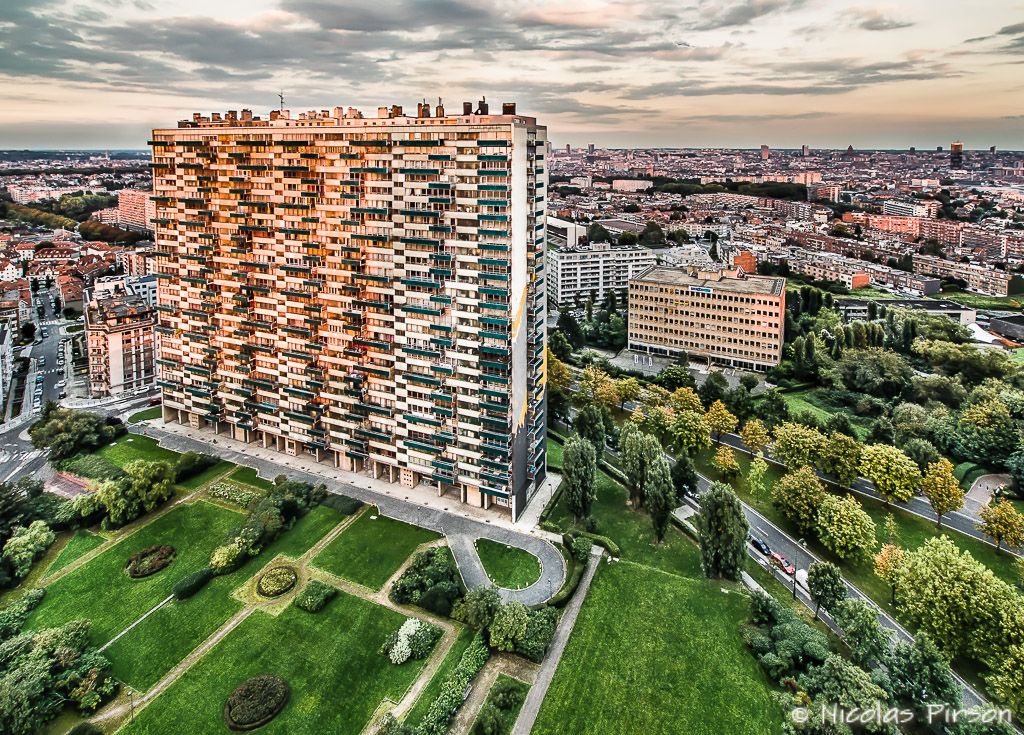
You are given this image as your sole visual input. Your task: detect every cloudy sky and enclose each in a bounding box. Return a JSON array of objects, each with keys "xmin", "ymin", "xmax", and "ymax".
[{"xmin": 1, "ymin": 0, "xmax": 1023, "ymax": 150}]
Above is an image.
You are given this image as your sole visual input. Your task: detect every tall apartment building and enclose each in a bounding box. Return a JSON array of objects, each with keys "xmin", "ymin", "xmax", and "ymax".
[
  {"xmin": 149, "ymin": 101, "xmax": 548, "ymax": 519},
  {"xmin": 547, "ymin": 241, "xmax": 656, "ymax": 306},
  {"xmin": 882, "ymin": 200, "xmax": 938, "ymax": 218},
  {"xmin": 117, "ymin": 189, "xmax": 156, "ymax": 232},
  {"xmin": 85, "ymin": 291, "xmax": 156, "ymax": 397},
  {"xmin": 628, "ymin": 266, "xmax": 786, "ymax": 371}
]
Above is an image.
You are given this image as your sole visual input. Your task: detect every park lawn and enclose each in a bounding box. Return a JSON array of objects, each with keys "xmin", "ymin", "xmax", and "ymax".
[
  {"xmin": 776, "ymin": 389, "xmax": 870, "ymax": 440},
  {"xmin": 475, "ymin": 538, "xmax": 542, "ymax": 589},
  {"xmin": 122, "ymin": 590, "xmax": 429, "ymax": 735},
  {"xmin": 176, "ymin": 459, "xmax": 236, "ymax": 490},
  {"xmin": 230, "ymin": 465, "xmax": 277, "ymax": 491},
  {"xmin": 98, "ymin": 434, "xmax": 181, "ymax": 468},
  {"xmin": 127, "ymin": 407, "xmax": 162, "ymax": 423},
  {"xmin": 472, "ymin": 674, "xmax": 529, "ymax": 733},
  {"xmin": 24, "ymin": 501, "xmax": 240, "ymax": 647},
  {"xmin": 545, "ymin": 451, "xmax": 704, "ymax": 579},
  {"xmin": 547, "ymin": 437, "xmax": 564, "ymax": 468},
  {"xmin": 45, "ymin": 530, "xmax": 106, "ymax": 576},
  {"xmin": 313, "ymin": 508, "xmax": 441, "ymax": 590},
  {"xmin": 533, "ymin": 561, "xmax": 783, "ymax": 735},
  {"xmin": 106, "ymin": 503, "xmax": 347, "ymax": 691},
  {"xmin": 931, "ymin": 288, "xmax": 1021, "ymax": 311},
  {"xmin": 404, "ymin": 626, "xmax": 475, "ymax": 728}
]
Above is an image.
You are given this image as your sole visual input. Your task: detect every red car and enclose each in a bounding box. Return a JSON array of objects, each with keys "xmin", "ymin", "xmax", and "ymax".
[
  {"xmin": 770, "ymin": 553, "xmax": 796, "ymax": 575},
  {"xmin": 148, "ymin": 397, "xmax": 162, "ymax": 406}
]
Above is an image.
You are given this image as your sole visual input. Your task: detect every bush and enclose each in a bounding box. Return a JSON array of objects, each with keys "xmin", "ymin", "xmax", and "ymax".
[
  {"xmin": 208, "ymin": 481, "xmax": 262, "ymax": 508},
  {"xmin": 295, "ymin": 580, "xmax": 337, "ymax": 613},
  {"xmin": 419, "ymin": 634, "xmax": 490, "ymax": 735},
  {"xmin": 515, "ymin": 606, "xmax": 559, "ymax": 662},
  {"xmin": 2, "ymin": 520, "xmax": 56, "ymax": 579},
  {"xmin": 173, "ymin": 451, "xmax": 218, "ymax": 483},
  {"xmin": 173, "ymin": 567, "xmax": 213, "ymax": 600},
  {"xmin": 321, "ymin": 493, "xmax": 362, "ymax": 516},
  {"xmin": 390, "ymin": 547, "xmax": 463, "ymax": 616},
  {"xmin": 210, "ymin": 542, "xmax": 245, "ymax": 575},
  {"xmin": 214, "ymin": 479, "xmax": 326, "ymax": 564},
  {"xmin": 380, "ymin": 617, "xmax": 442, "ymax": 664},
  {"xmin": 256, "ymin": 566, "xmax": 297, "ymax": 597},
  {"xmin": 0, "ymin": 588, "xmax": 45, "ymax": 638},
  {"xmin": 125, "ymin": 544, "xmax": 176, "ymax": 579},
  {"xmin": 572, "ymin": 531, "xmax": 619, "ymax": 557},
  {"xmin": 224, "ymin": 675, "xmax": 289, "ymax": 730},
  {"xmin": 570, "ymin": 536, "xmax": 592, "ymax": 562}
]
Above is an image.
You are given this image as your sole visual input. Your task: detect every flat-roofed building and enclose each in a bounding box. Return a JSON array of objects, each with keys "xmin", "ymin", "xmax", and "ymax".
[
  {"xmin": 547, "ymin": 241, "xmax": 656, "ymax": 306},
  {"xmin": 86, "ymin": 291, "xmax": 155, "ymax": 397},
  {"xmin": 628, "ymin": 266, "xmax": 786, "ymax": 371}
]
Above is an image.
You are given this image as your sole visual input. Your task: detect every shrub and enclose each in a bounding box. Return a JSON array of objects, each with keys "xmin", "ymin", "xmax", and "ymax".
[
  {"xmin": 390, "ymin": 547, "xmax": 463, "ymax": 616},
  {"xmin": 256, "ymin": 566, "xmax": 297, "ymax": 598},
  {"xmin": 173, "ymin": 451, "xmax": 218, "ymax": 483},
  {"xmin": 210, "ymin": 542, "xmax": 244, "ymax": 575},
  {"xmin": 296, "ymin": 580, "xmax": 337, "ymax": 613},
  {"xmin": 515, "ymin": 606, "xmax": 559, "ymax": 662},
  {"xmin": 173, "ymin": 567, "xmax": 213, "ymax": 600},
  {"xmin": 125, "ymin": 544, "xmax": 176, "ymax": 579},
  {"xmin": 3, "ymin": 520, "xmax": 56, "ymax": 579},
  {"xmin": 321, "ymin": 493, "xmax": 363, "ymax": 516},
  {"xmin": 208, "ymin": 481, "xmax": 262, "ymax": 508},
  {"xmin": 572, "ymin": 531, "xmax": 619, "ymax": 557},
  {"xmin": 570, "ymin": 536, "xmax": 592, "ymax": 563},
  {"xmin": 380, "ymin": 617, "xmax": 442, "ymax": 664},
  {"xmin": 215, "ymin": 479, "xmax": 326, "ymax": 563},
  {"xmin": 419, "ymin": 634, "xmax": 490, "ymax": 735},
  {"xmin": 224, "ymin": 675, "xmax": 289, "ymax": 730},
  {"xmin": 0, "ymin": 588, "xmax": 45, "ymax": 638},
  {"xmin": 56, "ymin": 453, "xmax": 125, "ymax": 481}
]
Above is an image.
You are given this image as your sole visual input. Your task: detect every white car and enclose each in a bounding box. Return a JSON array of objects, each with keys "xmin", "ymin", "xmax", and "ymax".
[{"xmin": 57, "ymin": 379, "xmax": 66, "ymax": 388}]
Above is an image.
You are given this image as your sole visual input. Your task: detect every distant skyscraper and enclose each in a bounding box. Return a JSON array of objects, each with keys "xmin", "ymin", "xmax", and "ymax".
[
  {"xmin": 990, "ymin": 145, "xmax": 996, "ymax": 154},
  {"xmin": 909, "ymin": 146, "xmax": 916, "ymax": 153},
  {"xmin": 565, "ymin": 143, "xmax": 570, "ymax": 154},
  {"xmin": 760, "ymin": 144, "xmax": 770, "ymax": 160},
  {"xmin": 801, "ymin": 145, "xmax": 809, "ymax": 157},
  {"xmin": 951, "ymin": 140, "xmax": 964, "ymax": 168},
  {"xmin": 587, "ymin": 143, "xmax": 595, "ymax": 155}
]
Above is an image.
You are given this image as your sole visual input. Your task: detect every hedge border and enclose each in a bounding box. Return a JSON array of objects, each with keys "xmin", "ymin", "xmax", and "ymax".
[{"xmin": 256, "ymin": 566, "xmax": 298, "ymax": 598}]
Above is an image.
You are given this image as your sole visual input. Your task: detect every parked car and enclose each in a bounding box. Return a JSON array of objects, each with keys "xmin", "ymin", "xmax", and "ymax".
[
  {"xmin": 747, "ymin": 535, "xmax": 772, "ymax": 556},
  {"xmin": 769, "ymin": 553, "xmax": 796, "ymax": 575},
  {"xmin": 148, "ymin": 396, "xmax": 162, "ymax": 406}
]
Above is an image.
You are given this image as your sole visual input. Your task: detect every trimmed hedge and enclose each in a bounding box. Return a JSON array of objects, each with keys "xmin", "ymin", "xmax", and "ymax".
[
  {"xmin": 538, "ymin": 480, "xmax": 565, "ymax": 524},
  {"xmin": 418, "ymin": 633, "xmax": 490, "ymax": 735},
  {"xmin": 572, "ymin": 531, "xmax": 619, "ymax": 557},
  {"xmin": 173, "ymin": 567, "xmax": 213, "ymax": 599},
  {"xmin": 295, "ymin": 580, "xmax": 337, "ymax": 613},
  {"xmin": 546, "ymin": 556, "xmax": 585, "ymax": 609},
  {"xmin": 256, "ymin": 566, "xmax": 297, "ymax": 598},
  {"xmin": 321, "ymin": 493, "xmax": 363, "ymax": 516}
]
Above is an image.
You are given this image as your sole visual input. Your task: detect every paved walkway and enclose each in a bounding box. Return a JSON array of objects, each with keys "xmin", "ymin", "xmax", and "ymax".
[
  {"xmin": 137, "ymin": 421, "xmax": 566, "ymax": 605},
  {"xmin": 964, "ymin": 474, "xmax": 1012, "ymax": 520},
  {"xmin": 511, "ymin": 549, "xmax": 602, "ymax": 735}
]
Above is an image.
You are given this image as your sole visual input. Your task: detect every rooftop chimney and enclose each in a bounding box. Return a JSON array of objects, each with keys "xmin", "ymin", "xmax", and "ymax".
[
  {"xmin": 377, "ymin": 106, "xmax": 389, "ymax": 118},
  {"xmin": 502, "ymin": 102, "xmax": 516, "ymax": 115},
  {"xmin": 463, "ymin": 102, "xmax": 473, "ymax": 115},
  {"xmin": 477, "ymin": 97, "xmax": 489, "ymax": 115},
  {"xmin": 435, "ymin": 98, "xmax": 445, "ymax": 117},
  {"xmin": 390, "ymin": 104, "xmax": 403, "ymax": 118}
]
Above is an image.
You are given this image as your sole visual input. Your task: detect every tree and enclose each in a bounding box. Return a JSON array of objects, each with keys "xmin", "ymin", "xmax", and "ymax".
[
  {"xmin": 576, "ymin": 365, "xmax": 618, "ymax": 411},
  {"xmin": 696, "ymin": 482, "xmax": 749, "ymax": 580},
  {"xmin": 615, "ymin": 377, "xmax": 642, "ymax": 409},
  {"xmin": 556, "ymin": 308, "xmax": 585, "ymax": 349},
  {"xmin": 548, "ymin": 331, "xmax": 573, "ymax": 362},
  {"xmin": 455, "ymin": 586, "xmax": 502, "ymax": 630},
  {"xmin": 489, "ymin": 601, "xmax": 528, "ymax": 652},
  {"xmin": 739, "ymin": 418, "xmax": 770, "ymax": 455},
  {"xmin": 671, "ymin": 454, "xmax": 697, "ymax": 500},
  {"xmin": 858, "ymin": 444, "xmax": 921, "ymax": 508},
  {"xmin": 562, "ymin": 435, "xmax": 597, "ymax": 521},
  {"xmin": 746, "ymin": 456, "xmax": 769, "ymax": 499},
  {"xmin": 815, "ymin": 432, "xmax": 862, "ymax": 488},
  {"xmin": 19, "ymin": 322, "xmax": 35, "ymax": 341},
  {"xmin": 655, "ymin": 363, "xmax": 695, "ymax": 391},
  {"xmin": 988, "ymin": 643, "xmax": 1024, "ymax": 717},
  {"xmin": 546, "ymin": 348, "xmax": 571, "ymax": 394},
  {"xmin": 773, "ymin": 466, "xmax": 826, "ymax": 535},
  {"xmin": 698, "ymin": 371, "xmax": 729, "ymax": 408},
  {"xmin": 901, "ymin": 437, "xmax": 941, "ymax": 472},
  {"xmin": 572, "ymin": 403, "xmax": 606, "ymax": 460},
  {"xmin": 807, "ymin": 562, "xmax": 845, "ymax": 619},
  {"xmin": 771, "ymin": 422, "xmax": 825, "ymax": 470},
  {"xmin": 668, "ymin": 387, "xmax": 703, "ymax": 414},
  {"xmin": 2, "ymin": 520, "xmax": 55, "ymax": 579},
  {"xmin": 29, "ymin": 405, "xmax": 124, "ymax": 460},
  {"xmin": 977, "ymin": 498, "xmax": 1024, "ymax": 554},
  {"xmin": 712, "ymin": 445, "xmax": 740, "ymax": 480},
  {"xmin": 888, "ymin": 634, "xmax": 961, "ymax": 721},
  {"xmin": 645, "ymin": 455, "xmax": 675, "ymax": 543},
  {"xmin": 756, "ymin": 389, "xmax": 790, "ymax": 428},
  {"xmin": 1007, "ymin": 447, "xmax": 1024, "ymax": 492},
  {"xmin": 816, "ymin": 493, "xmax": 876, "ymax": 560},
  {"xmin": 920, "ymin": 458, "xmax": 964, "ymax": 529},
  {"xmin": 832, "ymin": 598, "xmax": 890, "ymax": 668},
  {"xmin": 669, "ymin": 410, "xmax": 711, "ymax": 457},
  {"xmin": 799, "ymin": 654, "xmax": 890, "ymax": 725},
  {"xmin": 704, "ymin": 400, "xmax": 737, "ymax": 443},
  {"xmin": 956, "ymin": 399, "xmax": 1020, "ymax": 467},
  {"xmin": 587, "ymin": 222, "xmax": 611, "ymax": 243},
  {"xmin": 873, "ymin": 544, "xmax": 906, "ymax": 605},
  {"xmin": 619, "ymin": 423, "xmax": 662, "ymax": 509}
]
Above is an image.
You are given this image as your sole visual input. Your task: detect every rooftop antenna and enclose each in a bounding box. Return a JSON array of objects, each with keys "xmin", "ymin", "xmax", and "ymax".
[{"xmin": 277, "ymin": 90, "xmax": 285, "ymax": 110}]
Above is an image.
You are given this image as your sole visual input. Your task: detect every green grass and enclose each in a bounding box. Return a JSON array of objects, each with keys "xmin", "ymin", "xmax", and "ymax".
[
  {"xmin": 405, "ymin": 626, "xmax": 475, "ymax": 728},
  {"xmin": 1010, "ymin": 348, "xmax": 1024, "ymax": 364},
  {"xmin": 127, "ymin": 406, "xmax": 162, "ymax": 423},
  {"xmin": 931, "ymin": 288, "xmax": 1021, "ymax": 311},
  {"xmin": 122, "ymin": 590, "xmax": 429, "ymax": 735},
  {"xmin": 313, "ymin": 508, "xmax": 441, "ymax": 590},
  {"xmin": 475, "ymin": 538, "xmax": 542, "ymax": 589},
  {"xmin": 45, "ymin": 530, "xmax": 106, "ymax": 576},
  {"xmin": 230, "ymin": 465, "xmax": 277, "ymax": 491},
  {"xmin": 262, "ymin": 504, "xmax": 347, "ymax": 560},
  {"xmin": 175, "ymin": 459, "xmax": 236, "ymax": 490},
  {"xmin": 776, "ymin": 388, "xmax": 871, "ymax": 439},
  {"xmin": 547, "ymin": 438, "xmax": 564, "ymax": 468},
  {"xmin": 533, "ymin": 562, "xmax": 783, "ymax": 735},
  {"xmin": 472, "ymin": 674, "xmax": 529, "ymax": 734},
  {"xmin": 545, "ymin": 443, "xmax": 704, "ymax": 579},
  {"xmin": 98, "ymin": 434, "xmax": 181, "ymax": 468}
]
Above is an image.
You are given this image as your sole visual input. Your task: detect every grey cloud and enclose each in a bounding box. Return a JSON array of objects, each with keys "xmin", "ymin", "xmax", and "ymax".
[{"xmin": 689, "ymin": 0, "xmax": 805, "ymax": 31}]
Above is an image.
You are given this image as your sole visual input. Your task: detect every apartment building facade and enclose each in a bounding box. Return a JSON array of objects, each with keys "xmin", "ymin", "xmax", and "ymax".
[
  {"xmin": 117, "ymin": 189, "xmax": 156, "ymax": 233},
  {"xmin": 547, "ymin": 241, "xmax": 656, "ymax": 305},
  {"xmin": 628, "ymin": 266, "xmax": 786, "ymax": 371},
  {"xmin": 149, "ymin": 102, "xmax": 548, "ymax": 519},
  {"xmin": 86, "ymin": 292, "xmax": 156, "ymax": 397},
  {"xmin": 912, "ymin": 254, "xmax": 1012, "ymax": 296}
]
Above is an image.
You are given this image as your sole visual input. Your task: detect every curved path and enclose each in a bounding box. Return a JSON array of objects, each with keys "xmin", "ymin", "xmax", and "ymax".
[{"xmin": 139, "ymin": 423, "xmax": 566, "ymax": 605}]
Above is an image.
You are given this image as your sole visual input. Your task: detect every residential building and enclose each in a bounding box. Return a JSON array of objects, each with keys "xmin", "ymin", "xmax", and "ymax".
[
  {"xmin": 85, "ymin": 290, "xmax": 156, "ymax": 397},
  {"xmin": 882, "ymin": 199, "xmax": 938, "ymax": 217},
  {"xmin": 547, "ymin": 241, "xmax": 656, "ymax": 305},
  {"xmin": 117, "ymin": 189, "xmax": 156, "ymax": 232},
  {"xmin": 149, "ymin": 101, "xmax": 548, "ymax": 519},
  {"xmin": 611, "ymin": 179, "xmax": 652, "ymax": 192},
  {"xmin": 628, "ymin": 266, "xmax": 786, "ymax": 371},
  {"xmin": 0, "ymin": 324, "xmax": 12, "ymax": 412},
  {"xmin": 912, "ymin": 254, "xmax": 1012, "ymax": 296},
  {"xmin": 546, "ymin": 217, "xmax": 587, "ymax": 249}
]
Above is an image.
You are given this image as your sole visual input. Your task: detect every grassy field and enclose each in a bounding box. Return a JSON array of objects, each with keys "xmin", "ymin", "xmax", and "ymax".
[
  {"xmin": 127, "ymin": 407, "xmax": 162, "ymax": 423},
  {"xmin": 475, "ymin": 538, "xmax": 542, "ymax": 589},
  {"xmin": 98, "ymin": 434, "xmax": 182, "ymax": 467},
  {"xmin": 931, "ymin": 288, "xmax": 1021, "ymax": 311},
  {"xmin": 229, "ymin": 465, "xmax": 277, "ymax": 491},
  {"xmin": 404, "ymin": 627, "xmax": 475, "ymax": 728},
  {"xmin": 472, "ymin": 674, "xmax": 530, "ymax": 734},
  {"xmin": 533, "ymin": 562, "xmax": 782, "ymax": 735},
  {"xmin": 44, "ymin": 529, "xmax": 106, "ymax": 576},
  {"xmin": 547, "ymin": 438, "xmax": 564, "ymax": 467},
  {"xmin": 122, "ymin": 590, "xmax": 429, "ymax": 735},
  {"xmin": 776, "ymin": 388, "xmax": 870, "ymax": 439},
  {"xmin": 1010, "ymin": 348, "xmax": 1024, "ymax": 364},
  {"xmin": 313, "ymin": 508, "xmax": 441, "ymax": 590},
  {"xmin": 545, "ymin": 444, "xmax": 704, "ymax": 579}
]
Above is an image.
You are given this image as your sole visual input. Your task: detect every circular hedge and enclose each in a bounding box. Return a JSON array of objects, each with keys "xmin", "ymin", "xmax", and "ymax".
[
  {"xmin": 224, "ymin": 675, "xmax": 289, "ymax": 731},
  {"xmin": 125, "ymin": 545, "xmax": 176, "ymax": 579},
  {"xmin": 256, "ymin": 566, "xmax": 297, "ymax": 598}
]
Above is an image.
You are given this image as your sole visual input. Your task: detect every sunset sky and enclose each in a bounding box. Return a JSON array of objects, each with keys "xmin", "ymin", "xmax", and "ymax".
[{"xmin": 1, "ymin": 0, "xmax": 1022, "ymax": 150}]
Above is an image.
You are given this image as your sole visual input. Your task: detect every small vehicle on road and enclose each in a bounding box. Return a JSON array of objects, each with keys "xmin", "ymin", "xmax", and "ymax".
[
  {"xmin": 148, "ymin": 396, "xmax": 162, "ymax": 406},
  {"xmin": 57, "ymin": 379, "xmax": 66, "ymax": 388},
  {"xmin": 747, "ymin": 535, "xmax": 772, "ymax": 556},
  {"xmin": 769, "ymin": 553, "xmax": 796, "ymax": 575}
]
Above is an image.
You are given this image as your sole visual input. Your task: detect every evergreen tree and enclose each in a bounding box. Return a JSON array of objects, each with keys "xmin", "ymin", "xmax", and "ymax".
[
  {"xmin": 696, "ymin": 482, "xmax": 749, "ymax": 581},
  {"xmin": 645, "ymin": 455, "xmax": 675, "ymax": 543},
  {"xmin": 562, "ymin": 435, "xmax": 597, "ymax": 521}
]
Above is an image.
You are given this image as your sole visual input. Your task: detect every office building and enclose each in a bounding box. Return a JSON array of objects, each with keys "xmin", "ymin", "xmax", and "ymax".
[
  {"xmin": 86, "ymin": 291, "xmax": 156, "ymax": 397},
  {"xmin": 951, "ymin": 141, "xmax": 964, "ymax": 168},
  {"xmin": 628, "ymin": 266, "xmax": 786, "ymax": 371},
  {"xmin": 149, "ymin": 101, "xmax": 548, "ymax": 519},
  {"xmin": 547, "ymin": 241, "xmax": 656, "ymax": 305}
]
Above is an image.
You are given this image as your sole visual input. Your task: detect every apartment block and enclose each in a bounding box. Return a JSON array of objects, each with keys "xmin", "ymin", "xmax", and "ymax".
[
  {"xmin": 117, "ymin": 189, "xmax": 156, "ymax": 232},
  {"xmin": 628, "ymin": 266, "xmax": 786, "ymax": 371},
  {"xmin": 912, "ymin": 254, "xmax": 1012, "ymax": 296},
  {"xmin": 547, "ymin": 241, "xmax": 656, "ymax": 305},
  {"xmin": 86, "ymin": 291, "xmax": 156, "ymax": 397},
  {"xmin": 149, "ymin": 101, "xmax": 548, "ymax": 519}
]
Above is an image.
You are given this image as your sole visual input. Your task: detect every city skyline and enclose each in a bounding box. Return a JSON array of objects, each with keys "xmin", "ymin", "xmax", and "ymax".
[{"xmin": 1, "ymin": 0, "xmax": 1023, "ymax": 149}]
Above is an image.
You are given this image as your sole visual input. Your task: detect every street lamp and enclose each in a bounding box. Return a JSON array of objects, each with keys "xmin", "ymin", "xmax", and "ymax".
[{"xmin": 793, "ymin": 537, "xmax": 806, "ymax": 600}]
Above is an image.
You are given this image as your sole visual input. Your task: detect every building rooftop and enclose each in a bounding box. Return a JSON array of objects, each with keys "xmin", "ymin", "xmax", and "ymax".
[
  {"xmin": 88, "ymin": 292, "xmax": 152, "ymax": 322},
  {"xmin": 633, "ymin": 265, "xmax": 786, "ymax": 296}
]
